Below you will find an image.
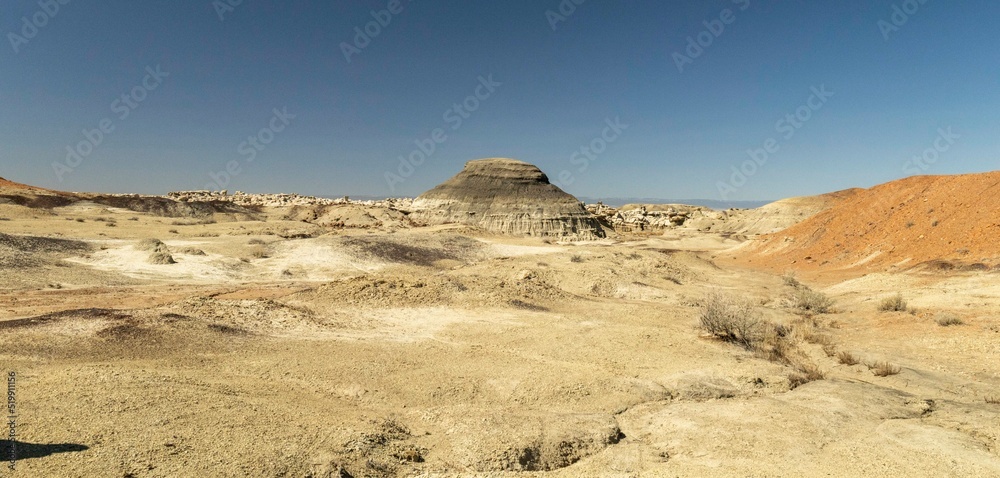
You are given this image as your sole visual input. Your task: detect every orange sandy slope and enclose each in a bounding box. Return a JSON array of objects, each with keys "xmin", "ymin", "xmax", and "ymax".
[{"xmin": 729, "ymin": 171, "xmax": 1000, "ymax": 273}]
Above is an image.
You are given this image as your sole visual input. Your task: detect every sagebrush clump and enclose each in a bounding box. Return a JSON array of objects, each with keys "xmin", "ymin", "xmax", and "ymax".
[
  {"xmin": 792, "ymin": 288, "xmax": 835, "ymax": 314},
  {"xmin": 878, "ymin": 294, "xmax": 907, "ymax": 312},
  {"xmin": 699, "ymin": 291, "xmax": 765, "ymax": 349}
]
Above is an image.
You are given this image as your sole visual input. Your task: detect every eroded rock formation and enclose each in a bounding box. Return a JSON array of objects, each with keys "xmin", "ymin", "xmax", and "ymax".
[{"xmin": 409, "ymin": 158, "xmax": 605, "ymax": 240}]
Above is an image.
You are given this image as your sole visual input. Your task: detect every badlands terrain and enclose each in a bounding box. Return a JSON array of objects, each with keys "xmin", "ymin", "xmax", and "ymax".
[{"xmin": 1, "ymin": 162, "xmax": 999, "ymax": 477}]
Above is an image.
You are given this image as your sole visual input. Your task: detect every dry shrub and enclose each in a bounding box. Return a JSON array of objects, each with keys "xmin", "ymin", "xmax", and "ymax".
[
  {"xmin": 936, "ymin": 313, "xmax": 964, "ymax": 326},
  {"xmin": 570, "ymin": 254, "xmax": 584, "ymax": 263},
  {"xmin": 699, "ymin": 291, "xmax": 765, "ymax": 349},
  {"xmin": 788, "ymin": 363, "xmax": 825, "ymax": 390},
  {"xmin": 782, "ymin": 272, "xmax": 801, "ymax": 288},
  {"xmin": 792, "ymin": 287, "xmax": 834, "ymax": 313},
  {"xmin": 803, "ymin": 331, "xmax": 833, "ymax": 346},
  {"xmin": 878, "ymin": 293, "xmax": 907, "ymax": 312},
  {"xmin": 986, "ymin": 396, "xmax": 1000, "ymax": 405},
  {"xmin": 249, "ymin": 246, "xmax": 269, "ymax": 259},
  {"xmin": 837, "ymin": 351, "xmax": 861, "ymax": 365},
  {"xmin": 870, "ymin": 361, "xmax": 901, "ymax": 377},
  {"xmin": 247, "ymin": 238, "xmax": 267, "ymax": 245}
]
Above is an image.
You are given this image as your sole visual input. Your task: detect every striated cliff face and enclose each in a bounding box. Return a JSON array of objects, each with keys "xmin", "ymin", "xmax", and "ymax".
[{"xmin": 409, "ymin": 158, "xmax": 605, "ymax": 240}]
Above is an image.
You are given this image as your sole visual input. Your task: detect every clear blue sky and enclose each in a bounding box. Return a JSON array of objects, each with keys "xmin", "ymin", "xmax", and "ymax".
[{"xmin": 2, "ymin": 0, "xmax": 998, "ymax": 200}]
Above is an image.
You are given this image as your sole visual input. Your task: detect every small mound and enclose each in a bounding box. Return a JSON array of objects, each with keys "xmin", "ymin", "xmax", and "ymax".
[
  {"xmin": 337, "ymin": 233, "xmax": 486, "ymax": 267},
  {"xmin": 148, "ymin": 252, "xmax": 176, "ymax": 265},
  {"xmin": 0, "ymin": 233, "xmax": 91, "ymax": 268},
  {"xmin": 167, "ymin": 297, "xmax": 320, "ymax": 334},
  {"xmin": 136, "ymin": 238, "xmax": 169, "ymax": 253}
]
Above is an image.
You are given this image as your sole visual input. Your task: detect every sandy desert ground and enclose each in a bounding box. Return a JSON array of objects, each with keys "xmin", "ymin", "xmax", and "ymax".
[{"xmin": 1, "ymin": 179, "xmax": 999, "ymax": 477}]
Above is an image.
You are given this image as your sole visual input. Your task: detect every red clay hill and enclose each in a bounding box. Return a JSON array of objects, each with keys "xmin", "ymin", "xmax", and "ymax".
[{"xmin": 729, "ymin": 171, "xmax": 1000, "ymax": 273}]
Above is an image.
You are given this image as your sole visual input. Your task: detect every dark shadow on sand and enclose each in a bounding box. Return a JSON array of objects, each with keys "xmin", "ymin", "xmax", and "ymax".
[{"xmin": 0, "ymin": 440, "xmax": 89, "ymax": 461}]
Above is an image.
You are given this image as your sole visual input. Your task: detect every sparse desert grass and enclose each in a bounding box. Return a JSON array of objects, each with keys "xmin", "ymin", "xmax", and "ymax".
[
  {"xmin": 878, "ymin": 293, "xmax": 907, "ymax": 312},
  {"xmin": 170, "ymin": 218, "xmax": 217, "ymax": 226},
  {"xmin": 570, "ymin": 254, "xmax": 583, "ymax": 263},
  {"xmin": 247, "ymin": 238, "xmax": 267, "ymax": 245},
  {"xmin": 178, "ymin": 247, "xmax": 207, "ymax": 256},
  {"xmin": 168, "ymin": 229, "xmax": 179, "ymax": 234},
  {"xmin": 699, "ymin": 291, "xmax": 765, "ymax": 349},
  {"xmin": 870, "ymin": 361, "xmax": 901, "ymax": 377},
  {"xmin": 663, "ymin": 271, "xmax": 683, "ymax": 285},
  {"xmin": 837, "ymin": 351, "xmax": 861, "ymax": 365},
  {"xmin": 791, "ymin": 287, "xmax": 834, "ymax": 313},
  {"xmin": 788, "ymin": 363, "xmax": 825, "ymax": 390},
  {"xmin": 782, "ymin": 272, "xmax": 801, "ymax": 288},
  {"xmin": 802, "ymin": 330, "xmax": 833, "ymax": 346},
  {"xmin": 935, "ymin": 313, "xmax": 964, "ymax": 326},
  {"xmin": 75, "ymin": 218, "xmax": 85, "ymax": 223},
  {"xmin": 986, "ymin": 396, "xmax": 1000, "ymax": 405}
]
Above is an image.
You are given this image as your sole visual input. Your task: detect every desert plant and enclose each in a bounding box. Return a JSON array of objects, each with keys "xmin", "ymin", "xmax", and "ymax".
[
  {"xmin": 249, "ymin": 246, "xmax": 269, "ymax": 259},
  {"xmin": 837, "ymin": 351, "xmax": 861, "ymax": 365},
  {"xmin": 878, "ymin": 293, "xmax": 907, "ymax": 312},
  {"xmin": 782, "ymin": 272, "xmax": 801, "ymax": 288},
  {"xmin": 699, "ymin": 291, "xmax": 765, "ymax": 349},
  {"xmin": 870, "ymin": 361, "xmax": 901, "ymax": 377},
  {"xmin": 788, "ymin": 363, "xmax": 825, "ymax": 389},
  {"xmin": 570, "ymin": 254, "xmax": 584, "ymax": 263},
  {"xmin": 986, "ymin": 396, "xmax": 1000, "ymax": 405},
  {"xmin": 936, "ymin": 313, "xmax": 964, "ymax": 326},
  {"xmin": 792, "ymin": 288, "xmax": 834, "ymax": 313},
  {"xmin": 247, "ymin": 238, "xmax": 267, "ymax": 245},
  {"xmin": 168, "ymin": 229, "xmax": 179, "ymax": 234}
]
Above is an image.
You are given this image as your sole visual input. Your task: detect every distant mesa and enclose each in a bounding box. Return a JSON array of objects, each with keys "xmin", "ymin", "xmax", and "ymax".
[{"xmin": 409, "ymin": 158, "xmax": 606, "ymax": 240}]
